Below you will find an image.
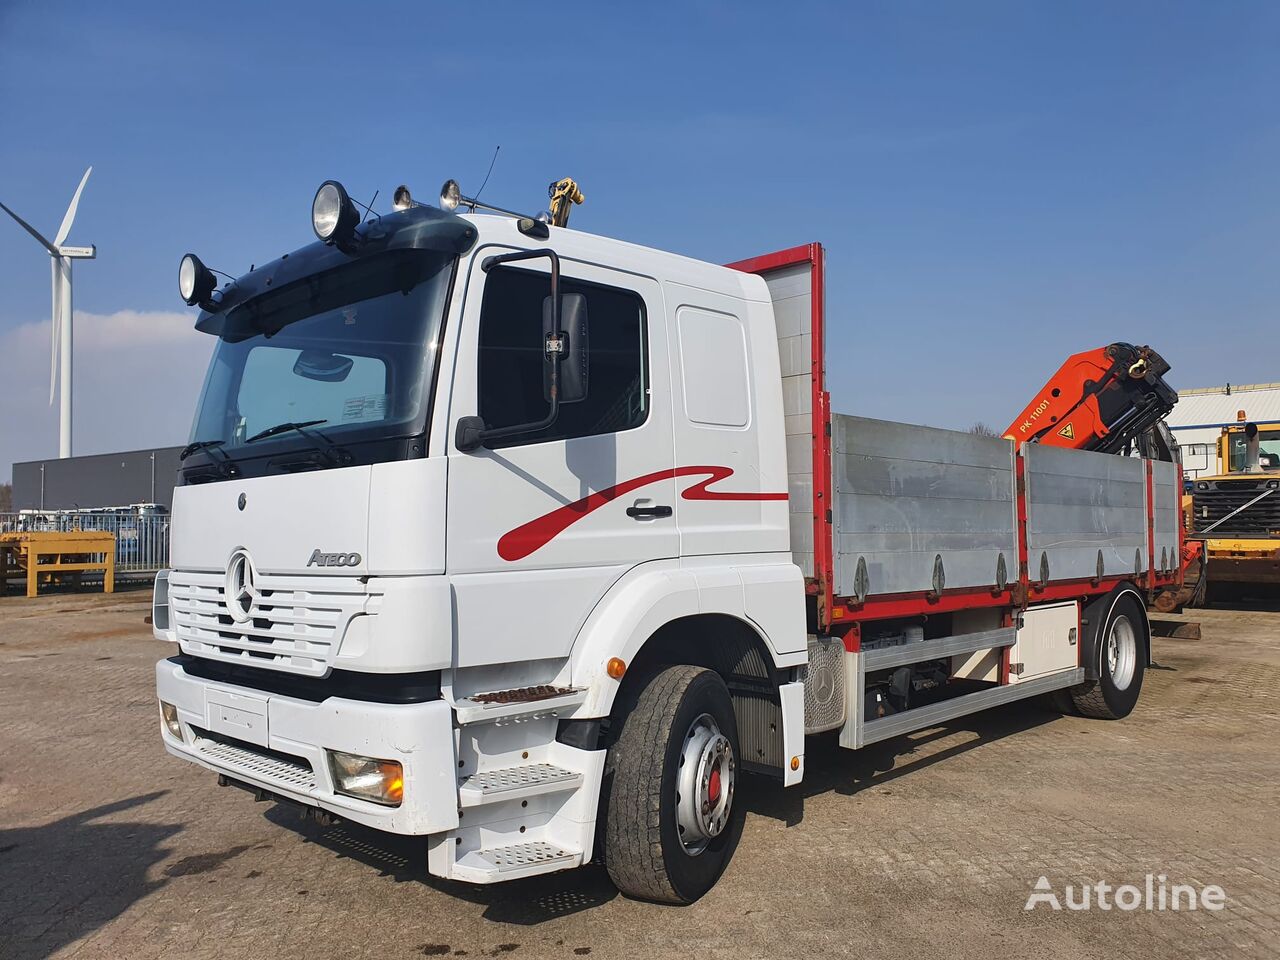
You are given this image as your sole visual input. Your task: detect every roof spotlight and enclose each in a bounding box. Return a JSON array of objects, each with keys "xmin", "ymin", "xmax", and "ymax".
[
  {"xmin": 178, "ymin": 253, "xmax": 217, "ymax": 307},
  {"xmin": 439, "ymin": 179, "xmax": 461, "ymax": 212},
  {"xmin": 393, "ymin": 184, "xmax": 414, "ymax": 211},
  {"xmin": 312, "ymin": 180, "xmax": 359, "ymax": 244}
]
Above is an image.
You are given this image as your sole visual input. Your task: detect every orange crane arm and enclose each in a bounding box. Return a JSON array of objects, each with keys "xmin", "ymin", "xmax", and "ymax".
[{"xmin": 1003, "ymin": 343, "xmax": 1177, "ymax": 455}]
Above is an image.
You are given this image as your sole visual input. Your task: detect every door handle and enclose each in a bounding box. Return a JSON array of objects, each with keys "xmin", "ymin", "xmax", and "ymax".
[{"xmin": 626, "ymin": 504, "xmax": 673, "ymax": 519}]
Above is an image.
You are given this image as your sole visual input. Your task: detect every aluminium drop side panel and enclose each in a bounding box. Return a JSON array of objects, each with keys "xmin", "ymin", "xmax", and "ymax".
[
  {"xmin": 831, "ymin": 416, "xmax": 1019, "ymax": 598},
  {"xmin": 1151, "ymin": 459, "xmax": 1180, "ymax": 574},
  {"xmin": 1022, "ymin": 443, "xmax": 1149, "ymax": 583}
]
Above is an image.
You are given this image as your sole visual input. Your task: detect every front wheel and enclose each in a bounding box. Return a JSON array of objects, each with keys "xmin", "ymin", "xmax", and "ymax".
[{"xmin": 602, "ymin": 665, "xmax": 744, "ymax": 904}]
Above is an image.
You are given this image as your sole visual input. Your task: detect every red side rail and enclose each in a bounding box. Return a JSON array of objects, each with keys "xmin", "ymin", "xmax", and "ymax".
[{"xmin": 727, "ymin": 243, "xmax": 834, "ymax": 629}]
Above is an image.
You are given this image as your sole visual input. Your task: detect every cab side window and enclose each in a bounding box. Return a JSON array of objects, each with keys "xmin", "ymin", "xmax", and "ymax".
[{"xmin": 477, "ymin": 267, "xmax": 647, "ymax": 447}]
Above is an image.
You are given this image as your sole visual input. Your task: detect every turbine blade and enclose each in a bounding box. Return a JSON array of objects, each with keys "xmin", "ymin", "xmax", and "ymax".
[
  {"xmin": 54, "ymin": 166, "xmax": 92, "ymax": 246},
  {"xmin": 50, "ymin": 259, "xmax": 61, "ymax": 405},
  {"xmin": 0, "ymin": 200, "xmax": 60, "ymax": 256}
]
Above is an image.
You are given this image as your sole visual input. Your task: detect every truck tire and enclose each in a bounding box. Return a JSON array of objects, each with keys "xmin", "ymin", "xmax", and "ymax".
[
  {"xmin": 602, "ymin": 665, "xmax": 743, "ymax": 904},
  {"xmin": 1071, "ymin": 589, "xmax": 1147, "ymax": 720}
]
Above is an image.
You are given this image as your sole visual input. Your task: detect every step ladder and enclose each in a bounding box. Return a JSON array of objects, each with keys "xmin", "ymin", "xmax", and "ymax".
[{"xmin": 433, "ymin": 685, "xmax": 601, "ymax": 883}]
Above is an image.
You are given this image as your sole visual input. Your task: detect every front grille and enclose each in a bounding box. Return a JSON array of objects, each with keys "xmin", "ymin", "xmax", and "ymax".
[
  {"xmin": 168, "ymin": 569, "xmax": 378, "ymax": 677},
  {"xmin": 191, "ymin": 727, "xmax": 316, "ymax": 791},
  {"xmin": 1193, "ymin": 481, "xmax": 1280, "ymax": 537}
]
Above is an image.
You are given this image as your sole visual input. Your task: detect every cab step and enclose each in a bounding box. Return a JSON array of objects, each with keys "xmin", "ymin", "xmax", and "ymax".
[
  {"xmin": 453, "ymin": 685, "xmax": 587, "ymax": 725},
  {"xmin": 453, "ymin": 840, "xmax": 582, "ymax": 882},
  {"xmin": 458, "ymin": 762, "xmax": 583, "ymax": 808}
]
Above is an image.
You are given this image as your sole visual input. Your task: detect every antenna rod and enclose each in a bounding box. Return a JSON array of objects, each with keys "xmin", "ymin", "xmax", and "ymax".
[{"xmin": 473, "ymin": 145, "xmax": 500, "ymax": 203}]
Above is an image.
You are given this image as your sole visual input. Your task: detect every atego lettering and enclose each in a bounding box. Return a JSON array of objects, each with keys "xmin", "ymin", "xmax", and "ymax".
[{"xmin": 307, "ymin": 549, "xmax": 362, "ymax": 567}]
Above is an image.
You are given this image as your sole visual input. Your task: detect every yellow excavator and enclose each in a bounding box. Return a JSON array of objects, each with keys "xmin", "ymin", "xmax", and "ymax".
[{"xmin": 1189, "ymin": 416, "xmax": 1280, "ymax": 601}]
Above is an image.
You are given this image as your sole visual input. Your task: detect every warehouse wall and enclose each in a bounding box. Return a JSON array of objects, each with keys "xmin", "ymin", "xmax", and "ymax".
[{"xmin": 12, "ymin": 447, "xmax": 184, "ymax": 510}]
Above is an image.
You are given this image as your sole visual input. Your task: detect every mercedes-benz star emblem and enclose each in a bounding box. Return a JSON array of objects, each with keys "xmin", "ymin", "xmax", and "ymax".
[{"xmin": 224, "ymin": 549, "xmax": 258, "ymax": 623}]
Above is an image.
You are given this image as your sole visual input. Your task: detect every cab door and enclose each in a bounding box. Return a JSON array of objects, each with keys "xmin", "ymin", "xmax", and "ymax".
[{"xmin": 445, "ymin": 249, "xmax": 677, "ymax": 668}]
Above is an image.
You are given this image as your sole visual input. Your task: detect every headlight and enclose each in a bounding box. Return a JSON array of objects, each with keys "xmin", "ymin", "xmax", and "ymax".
[
  {"xmin": 312, "ymin": 180, "xmax": 358, "ymax": 243},
  {"xmin": 439, "ymin": 178, "xmax": 461, "ymax": 212},
  {"xmin": 1267, "ymin": 479, "xmax": 1279, "ymax": 490},
  {"xmin": 178, "ymin": 253, "xmax": 216, "ymax": 306},
  {"xmin": 328, "ymin": 750, "xmax": 403, "ymax": 806},
  {"xmin": 1196, "ymin": 481, "xmax": 1210, "ymax": 491},
  {"xmin": 160, "ymin": 701, "xmax": 183, "ymax": 742}
]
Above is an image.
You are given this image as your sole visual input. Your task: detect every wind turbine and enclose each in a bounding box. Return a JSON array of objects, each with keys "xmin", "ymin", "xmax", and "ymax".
[{"xmin": 1, "ymin": 167, "xmax": 96, "ymax": 458}]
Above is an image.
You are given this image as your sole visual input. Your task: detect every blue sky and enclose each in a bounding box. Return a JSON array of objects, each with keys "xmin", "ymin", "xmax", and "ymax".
[{"xmin": 1, "ymin": 1, "xmax": 1278, "ymax": 476}]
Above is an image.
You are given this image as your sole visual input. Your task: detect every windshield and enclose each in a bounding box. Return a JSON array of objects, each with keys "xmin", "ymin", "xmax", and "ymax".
[
  {"xmin": 185, "ymin": 248, "xmax": 453, "ymax": 479},
  {"xmin": 1228, "ymin": 430, "xmax": 1280, "ymax": 472}
]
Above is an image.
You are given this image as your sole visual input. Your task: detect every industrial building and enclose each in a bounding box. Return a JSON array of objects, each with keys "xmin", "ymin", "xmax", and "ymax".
[
  {"xmin": 1169, "ymin": 382, "xmax": 1280, "ymax": 477},
  {"xmin": 11, "ymin": 446, "xmax": 183, "ymax": 511}
]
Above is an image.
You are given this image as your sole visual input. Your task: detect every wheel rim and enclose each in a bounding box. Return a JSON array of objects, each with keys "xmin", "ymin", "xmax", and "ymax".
[
  {"xmin": 1106, "ymin": 614, "xmax": 1138, "ymax": 691},
  {"xmin": 675, "ymin": 712, "xmax": 735, "ymax": 856}
]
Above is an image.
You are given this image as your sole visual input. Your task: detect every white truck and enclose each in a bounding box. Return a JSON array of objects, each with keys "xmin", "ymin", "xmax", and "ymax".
[{"xmin": 154, "ymin": 177, "xmax": 1185, "ymax": 904}]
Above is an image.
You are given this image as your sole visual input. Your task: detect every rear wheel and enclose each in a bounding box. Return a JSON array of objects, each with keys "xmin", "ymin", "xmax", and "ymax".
[
  {"xmin": 1071, "ymin": 590, "xmax": 1147, "ymax": 719},
  {"xmin": 602, "ymin": 665, "xmax": 743, "ymax": 904}
]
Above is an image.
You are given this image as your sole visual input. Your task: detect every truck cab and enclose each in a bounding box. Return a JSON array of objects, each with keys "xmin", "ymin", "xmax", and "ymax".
[{"xmin": 155, "ymin": 182, "xmax": 805, "ymax": 901}]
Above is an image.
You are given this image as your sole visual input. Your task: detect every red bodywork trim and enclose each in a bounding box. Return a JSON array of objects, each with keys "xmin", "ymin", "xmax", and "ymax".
[
  {"xmin": 727, "ymin": 242, "xmax": 833, "ymax": 629},
  {"xmin": 497, "ymin": 465, "xmax": 787, "ymax": 562},
  {"xmin": 1015, "ymin": 451, "xmax": 1030, "ymax": 594},
  {"xmin": 1145, "ymin": 460, "xmax": 1157, "ymax": 589},
  {"xmin": 833, "ymin": 585, "xmax": 1015, "ymax": 622}
]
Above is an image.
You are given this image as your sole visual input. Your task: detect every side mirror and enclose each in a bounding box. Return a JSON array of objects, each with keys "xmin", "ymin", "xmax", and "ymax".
[
  {"xmin": 455, "ymin": 415, "xmax": 487, "ymax": 453},
  {"xmin": 458, "ymin": 248, "xmax": 585, "ymax": 454},
  {"xmin": 543, "ymin": 292, "xmax": 588, "ymax": 404},
  {"xmin": 293, "ymin": 349, "xmax": 353, "ymax": 382}
]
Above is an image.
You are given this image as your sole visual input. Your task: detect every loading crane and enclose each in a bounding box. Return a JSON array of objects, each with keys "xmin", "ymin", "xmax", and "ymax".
[{"xmin": 1003, "ymin": 343, "xmax": 1178, "ymax": 455}]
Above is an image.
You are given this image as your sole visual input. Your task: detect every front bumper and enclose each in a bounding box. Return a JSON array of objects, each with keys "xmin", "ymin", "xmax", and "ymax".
[{"xmin": 155, "ymin": 659, "xmax": 459, "ymax": 835}]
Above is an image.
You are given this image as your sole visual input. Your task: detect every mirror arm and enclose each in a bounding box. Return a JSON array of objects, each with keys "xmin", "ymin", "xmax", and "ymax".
[{"xmin": 457, "ymin": 249, "xmax": 563, "ymax": 453}]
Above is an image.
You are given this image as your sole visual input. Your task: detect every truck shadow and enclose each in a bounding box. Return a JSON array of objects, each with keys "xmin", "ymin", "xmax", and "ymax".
[
  {"xmin": 742, "ymin": 699, "xmax": 1061, "ymax": 828},
  {"xmin": 266, "ymin": 806, "xmax": 618, "ymax": 924},
  {"xmin": 0, "ymin": 792, "xmax": 179, "ymax": 960},
  {"xmin": 259, "ymin": 701, "xmax": 1061, "ymax": 921}
]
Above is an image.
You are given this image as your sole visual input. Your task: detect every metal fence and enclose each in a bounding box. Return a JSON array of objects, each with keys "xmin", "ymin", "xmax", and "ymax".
[{"xmin": 0, "ymin": 509, "xmax": 170, "ymax": 575}]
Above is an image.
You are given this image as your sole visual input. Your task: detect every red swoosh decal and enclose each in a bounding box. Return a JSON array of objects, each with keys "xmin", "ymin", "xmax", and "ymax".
[{"xmin": 497, "ymin": 465, "xmax": 788, "ymax": 561}]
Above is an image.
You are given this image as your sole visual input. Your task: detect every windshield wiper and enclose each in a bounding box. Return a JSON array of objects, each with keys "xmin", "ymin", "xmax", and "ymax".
[
  {"xmin": 245, "ymin": 419, "xmax": 329, "ymax": 444},
  {"xmin": 179, "ymin": 438, "xmax": 240, "ymax": 478},
  {"xmin": 180, "ymin": 439, "xmax": 226, "ymax": 461},
  {"xmin": 245, "ymin": 419, "xmax": 351, "ymax": 467}
]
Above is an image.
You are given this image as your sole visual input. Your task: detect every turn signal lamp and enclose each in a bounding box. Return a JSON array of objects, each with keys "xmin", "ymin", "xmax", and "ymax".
[
  {"xmin": 328, "ymin": 750, "xmax": 404, "ymax": 806},
  {"xmin": 606, "ymin": 657, "xmax": 626, "ymax": 680},
  {"xmin": 159, "ymin": 701, "xmax": 183, "ymax": 742}
]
